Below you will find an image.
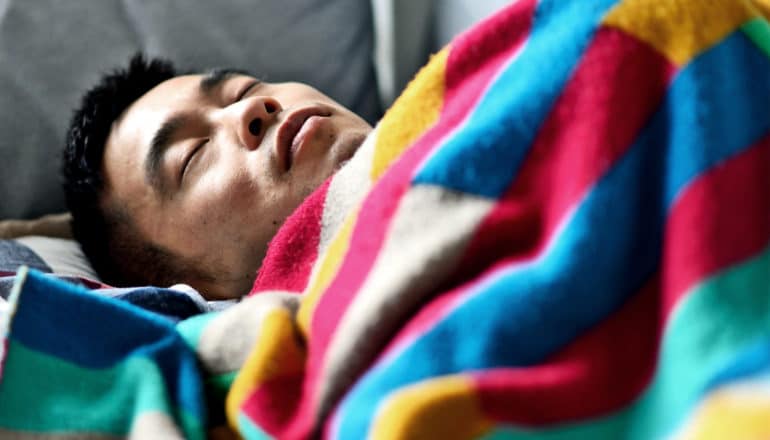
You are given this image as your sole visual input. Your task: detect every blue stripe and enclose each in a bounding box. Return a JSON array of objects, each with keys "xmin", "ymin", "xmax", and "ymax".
[
  {"xmin": 9, "ymin": 269, "xmax": 206, "ymax": 419},
  {"xmin": 662, "ymin": 31, "xmax": 770, "ymax": 206},
  {"xmin": 701, "ymin": 337, "xmax": 770, "ymax": 396},
  {"xmin": 333, "ymin": 31, "xmax": 770, "ymax": 439},
  {"xmin": 413, "ymin": 0, "xmax": 621, "ymax": 198},
  {"xmin": 479, "ymin": 316, "xmax": 770, "ymax": 440}
]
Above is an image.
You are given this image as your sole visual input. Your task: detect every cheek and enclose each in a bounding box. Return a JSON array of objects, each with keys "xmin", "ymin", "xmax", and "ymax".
[{"xmin": 206, "ymin": 167, "xmax": 261, "ymax": 216}]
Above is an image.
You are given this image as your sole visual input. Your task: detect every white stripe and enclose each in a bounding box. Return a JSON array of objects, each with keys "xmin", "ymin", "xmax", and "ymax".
[
  {"xmin": 318, "ymin": 128, "xmax": 379, "ymax": 256},
  {"xmin": 128, "ymin": 410, "xmax": 185, "ymax": 440},
  {"xmin": 315, "ymin": 184, "xmax": 493, "ymax": 418},
  {"xmin": 196, "ymin": 291, "xmax": 299, "ymax": 374}
]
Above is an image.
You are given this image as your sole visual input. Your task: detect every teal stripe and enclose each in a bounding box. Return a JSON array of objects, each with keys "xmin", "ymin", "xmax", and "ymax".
[
  {"xmin": 0, "ymin": 340, "xmax": 205, "ymax": 439},
  {"xmin": 480, "ymin": 247, "xmax": 770, "ymax": 439},
  {"xmin": 742, "ymin": 17, "xmax": 770, "ymax": 58},
  {"xmin": 176, "ymin": 312, "xmax": 219, "ymax": 350},
  {"xmin": 8, "ymin": 270, "xmax": 206, "ymax": 422},
  {"xmin": 177, "ymin": 314, "xmax": 237, "ymax": 429},
  {"xmin": 238, "ymin": 413, "xmax": 274, "ymax": 440}
]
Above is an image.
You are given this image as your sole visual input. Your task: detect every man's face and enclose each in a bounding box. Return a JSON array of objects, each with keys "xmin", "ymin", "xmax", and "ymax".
[{"xmin": 102, "ymin": 72, "xmax": 372, "ymax": 299}]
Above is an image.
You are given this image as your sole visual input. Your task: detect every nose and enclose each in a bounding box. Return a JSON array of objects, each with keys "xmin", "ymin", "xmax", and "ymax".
[{"xmin": 237, "ymin": 96, "xmax": 282, "ymax": 150}]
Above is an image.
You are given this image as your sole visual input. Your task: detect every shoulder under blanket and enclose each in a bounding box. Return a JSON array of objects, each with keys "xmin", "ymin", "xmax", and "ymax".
[{"xmin": 2, "ymin": 0, "xmax": 770, "ymax": 439}]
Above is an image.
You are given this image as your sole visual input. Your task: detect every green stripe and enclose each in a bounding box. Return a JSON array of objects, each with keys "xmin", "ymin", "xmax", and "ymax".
[
  {"xmin": 0, "ymin": 340, "xmax": 204, "ymax": 438},
  {"xmin": 209, "ymin": 371, "xmax": 237, "ymax": 403},
  {"xmin": 205, "ymin": 371, "xmax": 238, "ymax": 427},
  {"xmin": 742, "ymin": 17, "xmax": 770, "ymax": 58},
  {"xmin": 481, "ymin": 247, "xmax": 770, "ymax": 439}
]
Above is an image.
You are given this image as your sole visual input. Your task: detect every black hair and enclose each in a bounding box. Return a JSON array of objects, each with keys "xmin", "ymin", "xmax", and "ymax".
[{"xmin": 62, "ymin": 53, "xmax": 199, "ymax": 287}]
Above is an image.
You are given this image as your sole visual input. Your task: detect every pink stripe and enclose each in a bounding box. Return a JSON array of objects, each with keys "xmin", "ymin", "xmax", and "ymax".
[
  {"xmin": 309, "ymin": 0, "xmax": 538, "ymax": 348},
  {"xmin": 376, "ymin": 27, "xmax": 675, "ymax": 363},
  {"xmin": 286, "ymin": 1, "xmax": 539, "ymax": 438},
  {"xmin": 246, "ymin": 134, "xmax": 770, "ymax": 437},
  {"xmin": 453, "ymin": 27, "xmax": 676, "ymax": 283},
  {"xmin": 470, "ymin": 135, "xmax": 770, "ymax": 426},
  {"xmin": 242, "ymin": 374, "xmax": 303, "ymax": 435},
  {"xmin": 661, "ymin": 135, "xmax": 770, "ymax": 315}
]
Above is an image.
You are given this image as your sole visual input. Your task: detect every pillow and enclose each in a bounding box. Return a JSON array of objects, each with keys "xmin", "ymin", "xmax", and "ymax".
[
  {"xmin": 0, "ymin": 0, "xmax": 380, "ymax": 219},
  {"xmin": 0, "ymin": 239, "xmax": 52, "ymax": 276},
  {"xmin": 0, "ymin": 237, "xmax": 101, "ymax": 299},
  {"xmin": 13, "ymin": 236, "xmax": 99, "ymax": 281},
  {"xmin": 0, "ymin": 239, "xmax": 230, "ymax": 321},
  {"xmin": 0, "ymin": 213, "xmax": 95, "ymax": 280}
]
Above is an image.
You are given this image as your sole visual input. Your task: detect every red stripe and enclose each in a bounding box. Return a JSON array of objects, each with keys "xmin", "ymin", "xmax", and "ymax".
[
  {"xmin": 309, "ymin": 0, "xmax": 538, "ymax": 349},
  {"xmin": 475, "ymin": 277, "xmax": 661, "ymax": 425},
  {"xmin": 249, "ymin": 179, "xmax": 330, "ymax": 294},
  {"xmin": 661, "ymin": 135, "xmax": 770, "ymax": 315},
  {"xmin": 355, "ymin": 26, "xmax": 677, "ymax": 422},
  {"xmin": 246, "ymin": 136, "xmax": 770, "ymax": 437},
  {"xmin": 452, "ymin": 27, "xmax": 676, "ymax": 284},
  {"xmin": 472, "ymin": 136, "xmax": 770, "ymax": 426},
  {"xmin": 377, "ymin": 27, "xmax": 675, "ymax": 360},
  {"xmin": 287, "ymin": 2, "xmax": 539, "ymax": 438},
  {"xmin": 242, "ymin": 374, "xmax": 304, "ymax": 435}
]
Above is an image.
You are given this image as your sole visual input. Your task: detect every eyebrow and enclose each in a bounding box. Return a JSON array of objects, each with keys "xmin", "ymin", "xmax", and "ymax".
[
  {"xmin": 145, "ymin": 114, "xmax": 188, "ymax": 194},
  {"xmin": 144, "ymin": 69, "xmax": 249, "ymax": 195},
  {"xmin": 199, "ymin": 68, "xmax": 250, "ymax": 94}
]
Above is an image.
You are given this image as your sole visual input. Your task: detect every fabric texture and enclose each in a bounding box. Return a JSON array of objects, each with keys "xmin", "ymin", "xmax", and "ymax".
[{"xmin": 1, "ymin": 0, "xmax": 770, "ymax": 438}]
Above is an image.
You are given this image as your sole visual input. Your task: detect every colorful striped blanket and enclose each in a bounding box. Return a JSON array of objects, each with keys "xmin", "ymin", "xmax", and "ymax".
[{"xmin": 2, "ymin": 0, "xmax": 770, "ymax": 438}]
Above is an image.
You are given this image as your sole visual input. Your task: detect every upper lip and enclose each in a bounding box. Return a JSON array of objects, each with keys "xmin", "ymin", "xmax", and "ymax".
[{"xmin": 274, "ymin": 106, "xmax": 331, "ymax": 171}]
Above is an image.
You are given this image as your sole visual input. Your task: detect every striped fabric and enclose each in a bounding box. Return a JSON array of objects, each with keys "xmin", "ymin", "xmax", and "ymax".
[{"xmin": 2, "ymin": 0, "xmax": 770, "ymax": 438}]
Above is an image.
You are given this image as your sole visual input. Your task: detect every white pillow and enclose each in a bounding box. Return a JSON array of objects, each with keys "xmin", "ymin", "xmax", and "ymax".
[{"xmin": 14, "ymin": 236, "xmax": 99, "ymax": 281}]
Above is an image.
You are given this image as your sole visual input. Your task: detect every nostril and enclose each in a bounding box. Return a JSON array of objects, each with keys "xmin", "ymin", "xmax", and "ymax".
[
  {"xmin": 264, "ymin": 102, "xmax": 277, "ymax": 113},
  {"xmin": 248, "ymin": 118, "xmax": 262, "ymax": 136}
]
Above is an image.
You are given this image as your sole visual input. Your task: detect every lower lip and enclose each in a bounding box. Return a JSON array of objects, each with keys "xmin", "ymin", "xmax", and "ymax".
[{"xmin": 288, "ymin": 115, "xmax": 325, "ymax": 168}]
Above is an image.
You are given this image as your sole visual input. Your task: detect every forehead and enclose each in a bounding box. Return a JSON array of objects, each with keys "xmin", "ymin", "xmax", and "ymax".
[
  {"xmin": 112, "ymin": 74, "xmax": 203, "ymax": 148},
  {"xmin": 101, "ymin": 75, "xmax": 205, "ymax": 199}
]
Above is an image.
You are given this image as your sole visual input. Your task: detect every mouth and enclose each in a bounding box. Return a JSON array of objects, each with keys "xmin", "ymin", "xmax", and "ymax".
[{"xmin": 275, "ymin": 106, "xmax": 331, "ymax": 172}]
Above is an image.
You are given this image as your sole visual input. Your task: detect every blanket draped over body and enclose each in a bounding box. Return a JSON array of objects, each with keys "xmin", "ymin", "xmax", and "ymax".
[{"xmin": 2, "ymin": 0, "xmax": 770, "ymax": 438}]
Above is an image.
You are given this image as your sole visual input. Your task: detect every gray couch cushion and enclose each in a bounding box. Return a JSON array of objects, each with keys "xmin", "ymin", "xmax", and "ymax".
[{"xmin": 0, "ymin": 0, "xmax": 379, "ymax": 219}]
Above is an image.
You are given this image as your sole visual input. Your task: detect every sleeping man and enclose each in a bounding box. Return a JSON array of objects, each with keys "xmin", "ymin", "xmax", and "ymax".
[
  {"xmin": 51, "ymin": 0, "xmax": 770, "ymax": 437},
  {"xmin": 62, "ymin": 55, "xmax": 373, "ymax": 300}
]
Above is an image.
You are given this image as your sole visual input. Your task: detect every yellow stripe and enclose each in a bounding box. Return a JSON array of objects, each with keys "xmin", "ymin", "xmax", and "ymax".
[
  {"xmin": 297, "ymin": 212, "xmax": 357, "ymax": 335},
  {"xmin": 751, "ymin": 0, "xmax": 770, "ymax": 20},
  {"xmin": 603, "ymin": 0, "xmax": 758, "ymax": 66},
  {"xmin": 369, "ymin": 375, "xmax": 492, "ymax": 440},
  {"xmin": 674, "ymin": 380, "xmax": 770, "ymax": 439},
  {"xmin": 297, "ymin": 49, "xmax": 449, "ymax": 342},
  {"xmin": 226, "ymin": 308, "xmax": 305, "ymax": 428},
  {"xmin": 371, "ymin": 48, "xmax": 449, "ymax": 180}
]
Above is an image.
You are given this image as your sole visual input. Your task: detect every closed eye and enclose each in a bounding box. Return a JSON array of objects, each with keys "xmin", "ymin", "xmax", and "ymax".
[
  {"xmin": 181, "ymin": 139, "xmax": 208, "ymax": 182},
  {"xmin": 236, "ymin": 80, "xmax": 260, "ymax": 102}
]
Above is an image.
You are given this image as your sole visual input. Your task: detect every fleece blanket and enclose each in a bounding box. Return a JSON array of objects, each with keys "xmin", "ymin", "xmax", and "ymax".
[{"xmin": 2, "ymin": 0, "xmax": 770, "ymax": 438}]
